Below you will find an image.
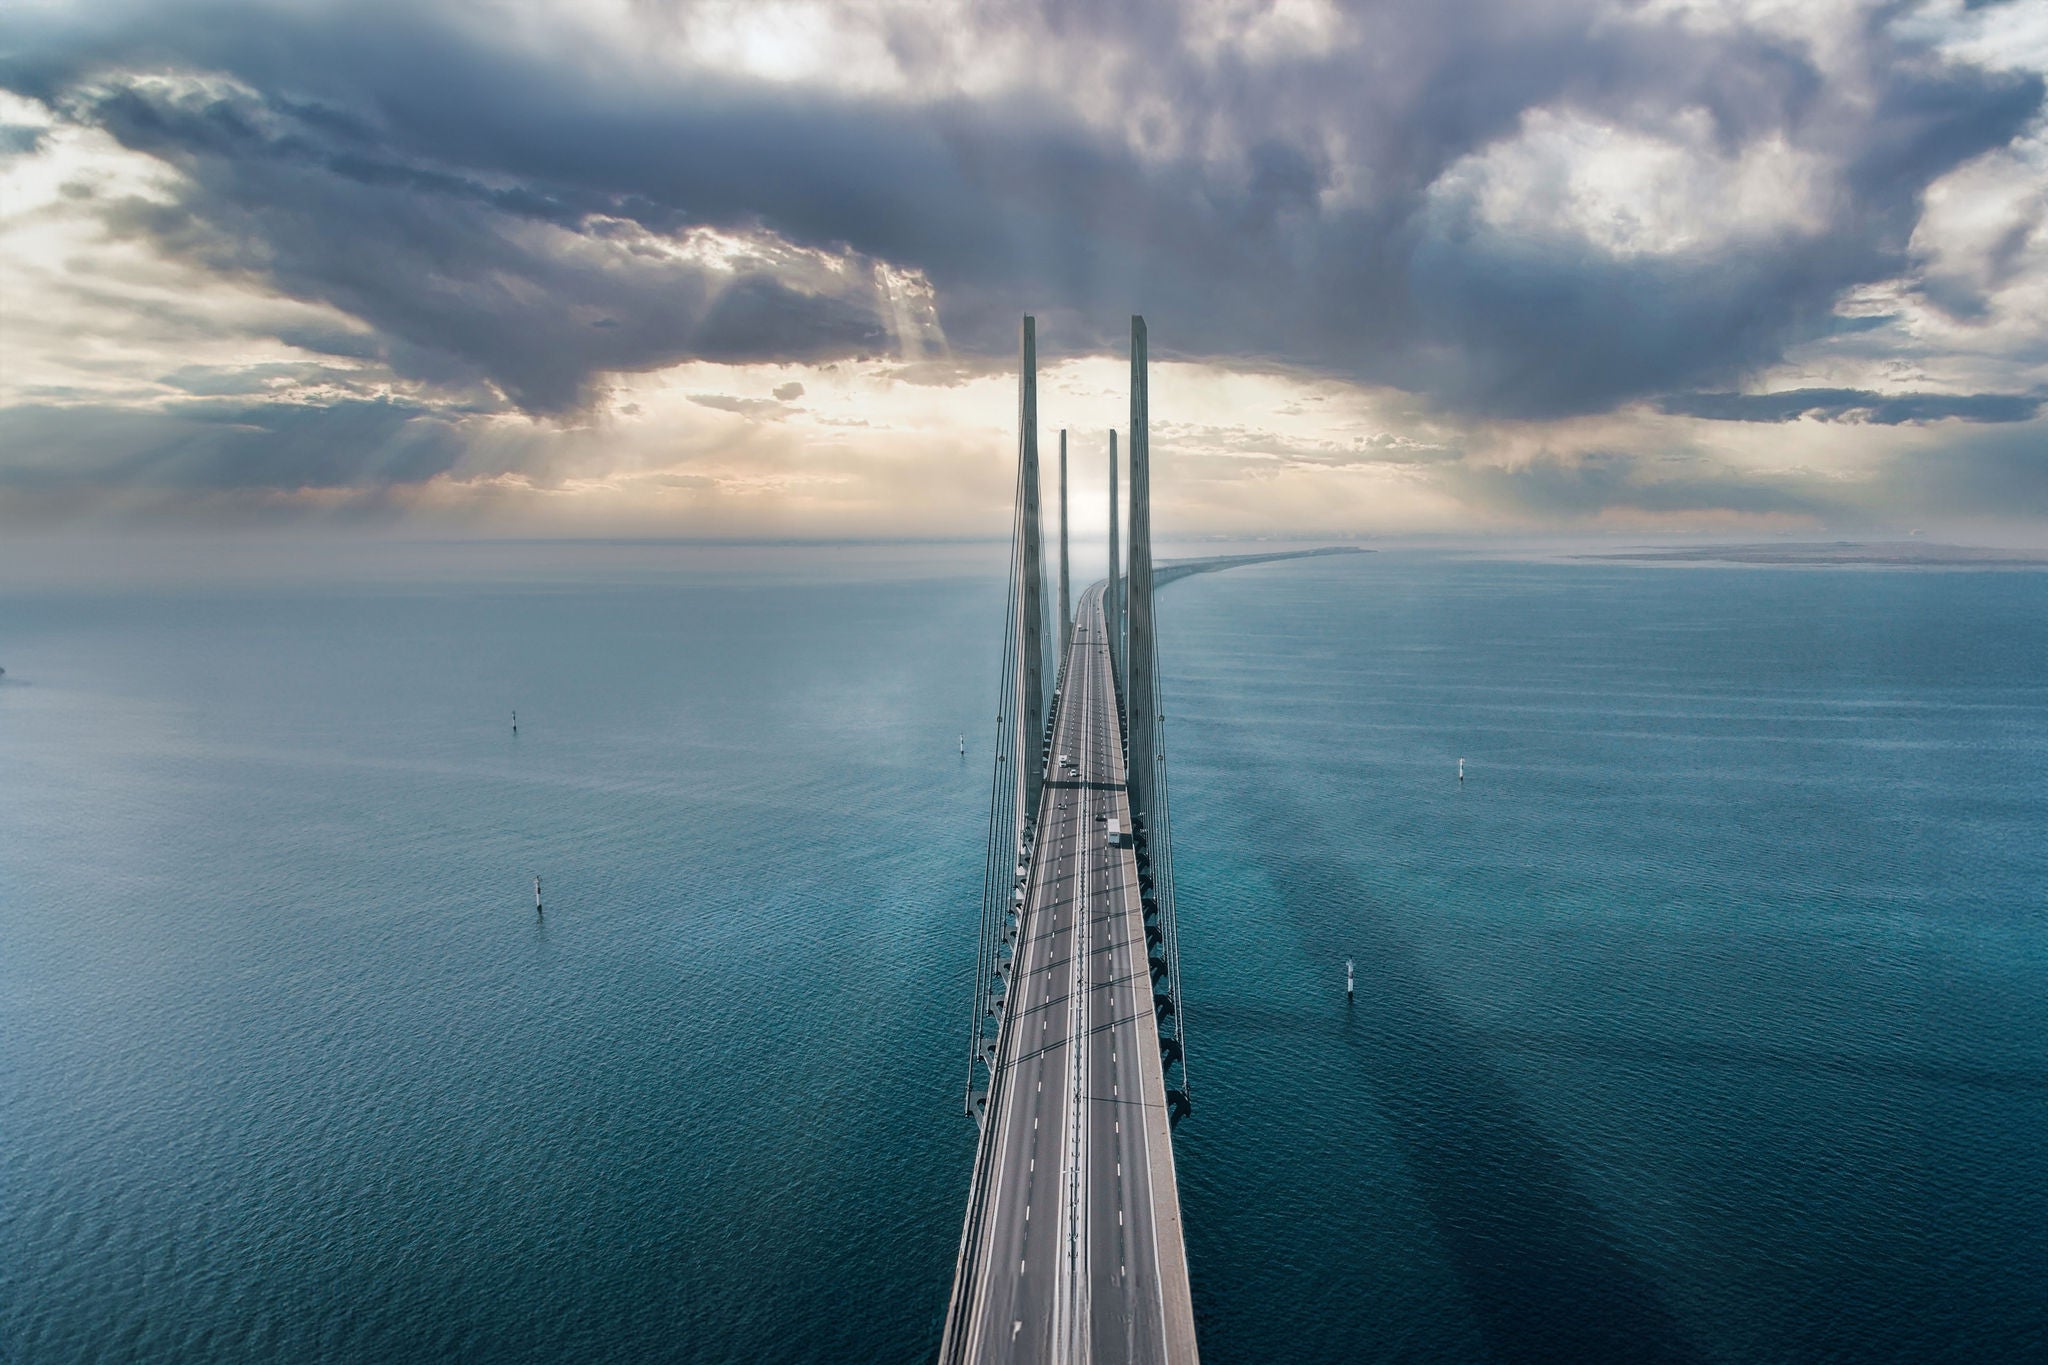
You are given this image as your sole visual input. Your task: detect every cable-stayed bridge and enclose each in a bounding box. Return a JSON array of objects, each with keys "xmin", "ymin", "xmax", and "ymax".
[
  {"xmin": 940, "ymin": 314, "xmax": 1193, "ymax": 1365},
  {"xmin": 940, "ymin": 318, "xmax": 1363, "ymax": 1363}
]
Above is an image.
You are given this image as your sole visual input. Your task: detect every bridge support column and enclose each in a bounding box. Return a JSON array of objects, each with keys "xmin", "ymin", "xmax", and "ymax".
[
  {"xmin": 1126, "ymin": 316, "xmax": 1156, "ymax": 828},
  {"xmin": 1014, "ymin": 317, "xmax": 1046, "ymax": 836}
]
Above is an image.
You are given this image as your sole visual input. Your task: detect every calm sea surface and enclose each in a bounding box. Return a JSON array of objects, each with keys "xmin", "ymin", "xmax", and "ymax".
[{"xmin": 4, "ymin": 545, "xmax": 2044, "ymax": 1362}]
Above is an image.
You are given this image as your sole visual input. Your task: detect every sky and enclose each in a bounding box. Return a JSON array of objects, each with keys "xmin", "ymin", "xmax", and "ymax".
[{"xmin": 1, "ymin": 0, "xmax": 2044, "ymax": 542}]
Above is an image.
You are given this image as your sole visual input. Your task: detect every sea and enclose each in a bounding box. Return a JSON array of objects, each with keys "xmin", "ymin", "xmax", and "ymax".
[{"xmin": 3, "ymin": 542, "xmax": 2044, "ymax": 1363}]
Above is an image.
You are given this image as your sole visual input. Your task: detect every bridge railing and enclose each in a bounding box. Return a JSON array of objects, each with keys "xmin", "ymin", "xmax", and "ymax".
[
  {"xmin": 1142, "ymin": 622, "xmax": 1188, "ymax": 1118},
  {"xmin": 1113, "ymin": 602, "xmax": 1188, "ymax": 1119}
]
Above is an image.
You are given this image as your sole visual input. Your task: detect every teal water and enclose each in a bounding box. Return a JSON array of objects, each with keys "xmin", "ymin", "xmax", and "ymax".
[{"xmin": 4, "ymin": 546, "xmax": 2045, "ymax": 1362}]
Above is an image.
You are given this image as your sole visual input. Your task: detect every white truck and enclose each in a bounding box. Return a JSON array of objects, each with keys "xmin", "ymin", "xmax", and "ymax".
[{"xmin": 1106, "ymin": 817, "xmax": 1125, "ymax": 848}]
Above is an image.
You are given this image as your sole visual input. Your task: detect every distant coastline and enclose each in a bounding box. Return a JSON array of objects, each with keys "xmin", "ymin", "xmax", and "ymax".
[{"xmin": 1576, "ymin": 542, "xmax": 2048, "ymax": 568}]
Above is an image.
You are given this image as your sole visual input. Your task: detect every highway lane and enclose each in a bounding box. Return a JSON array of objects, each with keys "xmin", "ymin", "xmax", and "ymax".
[{"xmin": 945, "ymin": 582, "xmax": 1198, "ymax": 1364}]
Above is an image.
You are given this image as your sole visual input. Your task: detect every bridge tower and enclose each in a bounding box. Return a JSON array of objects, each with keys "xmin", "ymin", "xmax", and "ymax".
[
  {"xmin": 1107, "ymin": 428, "xmax": 1121, "ymax": 707},
  {"xmin": 1057, "ymin": 429, "xmax": 1071, "ymax": 677},
  {"xmin": 1126, "ymin": 316, "xmax": 1156, "ymax": 826},
  {"xmin": 965, "ymin": 315, "xmax": 1053, "ymax": 1124},
  {"xmin": 1014, "ymin": 317, "xmax": 1047, "ymax": 835}
]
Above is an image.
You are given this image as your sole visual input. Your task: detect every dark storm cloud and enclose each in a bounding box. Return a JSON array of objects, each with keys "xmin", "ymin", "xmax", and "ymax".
[
  {"xmin": 66, "ymin": 75, "xmax": 889, "ymax": 413},
  {"xmin": 1661, "ymin": 389, "xmax": 2044, "ymax": 425},
  {"xmin": 4, "ymin": 0, "xmax": 2038, "ymax": 421}
]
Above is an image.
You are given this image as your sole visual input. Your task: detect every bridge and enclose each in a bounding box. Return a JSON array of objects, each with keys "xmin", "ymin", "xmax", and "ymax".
[
  {"xmin": 942, "ymin": 570, "xmax": 1195, "ymax": 1363},
  {"xmin": 940, "ymin": 318, "xmax": 1364, "ymax": 1362},
  {"xmin": 940, "ymin": 314, "xmax": 1192, "ymax": 1365}
]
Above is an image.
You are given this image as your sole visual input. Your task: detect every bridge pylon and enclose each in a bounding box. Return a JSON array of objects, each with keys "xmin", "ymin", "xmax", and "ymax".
[
  {"xmin": 1014, "ymin": 317, "xmax": 1047, "ymax": 837},
  {"xmin": 1108, "ymin": 428, "xmax": 1121, "ymax": 719},
  {"xmin": 1058, "ymin": 429, "xmax": 1071, "ymax": 678},
  {"xmin": 965, "ymin": 316, "xmax": 1056, "ymax": 1125}
]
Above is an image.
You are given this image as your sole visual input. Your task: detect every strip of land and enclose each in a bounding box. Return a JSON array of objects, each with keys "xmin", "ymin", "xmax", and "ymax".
[{"xmin": 1576, "ymin": 542, "xmax": 2048, "ymax": 567}]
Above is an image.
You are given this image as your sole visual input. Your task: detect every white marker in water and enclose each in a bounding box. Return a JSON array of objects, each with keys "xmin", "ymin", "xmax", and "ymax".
[
  {"xmin": 1458, "ymin": 757, "xmax": 1465, "ymax": 783},
  {"xmin": 1346, "ymin": 958, "xmax": 1355, "ymax": 998},
  {"xmin": 534, "ymin": 875, "xmax": 542, "ymax": 916}
]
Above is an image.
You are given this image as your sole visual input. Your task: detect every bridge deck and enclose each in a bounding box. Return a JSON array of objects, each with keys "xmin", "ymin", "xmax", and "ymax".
[{"xmin": 942, "ymin": 582, "xmax": 1198, "ymax": 1364}]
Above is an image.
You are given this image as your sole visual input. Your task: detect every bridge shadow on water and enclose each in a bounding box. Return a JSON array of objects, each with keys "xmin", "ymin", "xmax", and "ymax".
[{"xmin": 1207, "ymin": 819, "xmax": 1707, "ymax": 1363}]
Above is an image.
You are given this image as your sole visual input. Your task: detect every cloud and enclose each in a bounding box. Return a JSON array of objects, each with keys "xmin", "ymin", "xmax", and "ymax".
[
  {"xmin": 1155, "ymin": 418, "xmax": 1456, "ymax": 469},
  {"xmin": 1659, "ymin": 388, "xmax": 2043, "ymax": 424},
  {"xmin": 0, "ymin": 397, "xmax": 467, "ymax": 491},
  {"xmin": 0, "ymin": 122, "xmax": 45, "ymax": 156},
  {"xmin": 5, "ymin": 1, "xmax": 2039, "ymax": 411},
  {"xmin": 1447, "ymin": 449, "xmax": 1831, "ymax": 521},
  {"xmin": 155, "ymin": 361, "xmax": 337, "ymax": 396},
  {"xmin": 1879, "ymin": 418, "xmax": 2048, "ymax": 517},
  {"xmin": 0, "ymin": 0, "xmax": 2042, "ymax": 531},
  {"xmin": 687, "ymin": 393, "xmax": 800, "ymax": 420},
  {"xmin": 62, "ymin": 73, "xmax": 903, "ymax": 414}
]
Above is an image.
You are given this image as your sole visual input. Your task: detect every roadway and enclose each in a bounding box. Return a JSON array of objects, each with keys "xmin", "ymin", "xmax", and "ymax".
[{"xmin": 942, "ymin": 581, "xmax": 1199, "ymax": 1364}]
